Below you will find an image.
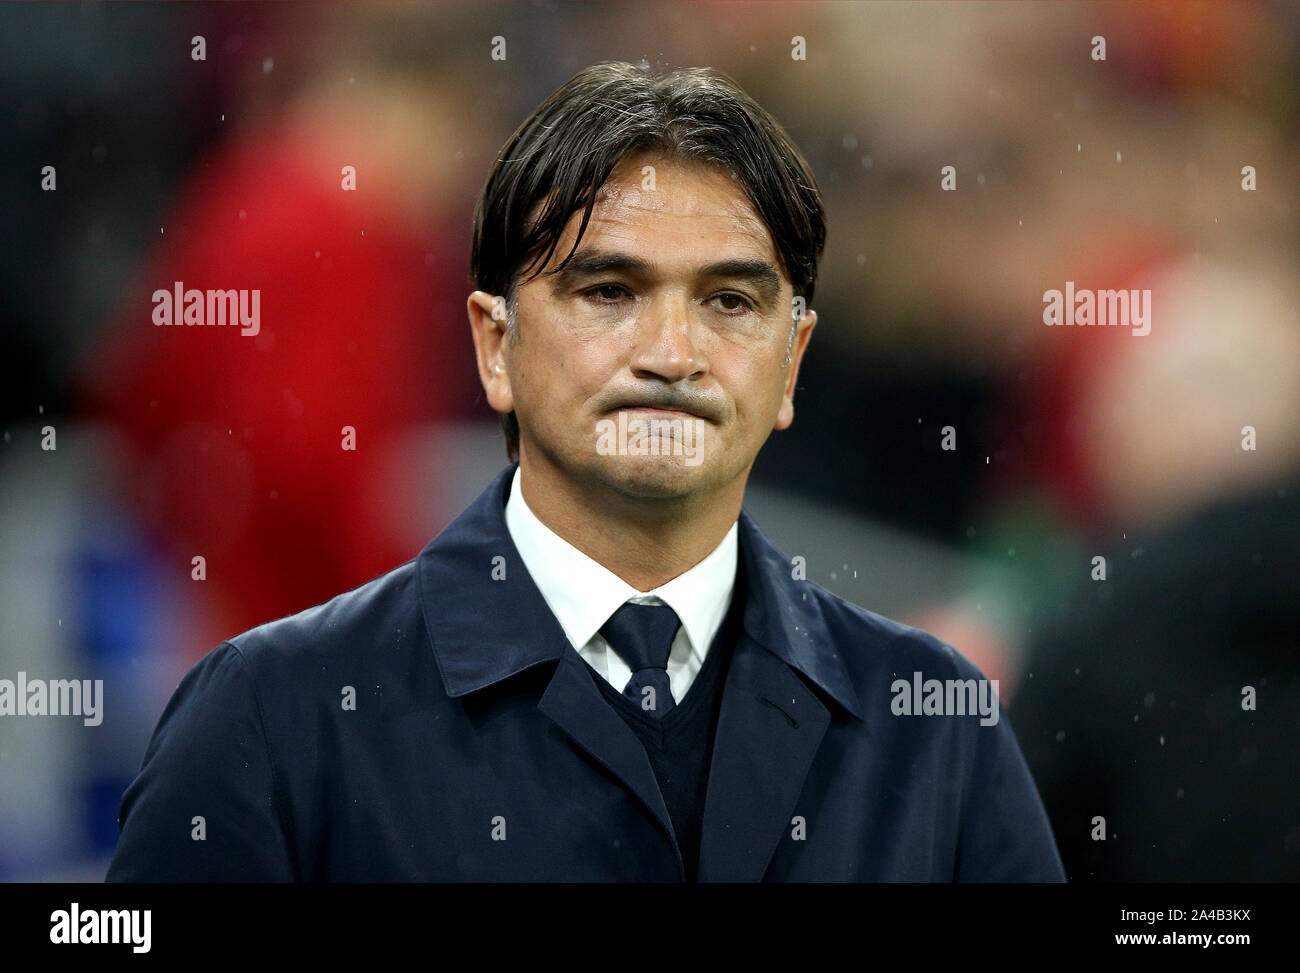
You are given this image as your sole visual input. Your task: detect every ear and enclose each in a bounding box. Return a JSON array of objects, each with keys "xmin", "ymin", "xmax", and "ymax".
[
  {"xmin": 467, "ymin": 290, "xmax": 514, "ymax": 416},
  {"xmin": 774, "ymin": 308, "xmax": 816, "ymax": 431}
]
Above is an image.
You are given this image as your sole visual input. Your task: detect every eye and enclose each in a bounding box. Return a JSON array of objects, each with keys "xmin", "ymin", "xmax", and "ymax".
[
  {"xmin": 581, "ymin": 283, "xmax": 632, "ymax": 305},
  {"xmin": 710, "ymin": 292, "xmax": 755, "ymax": 314}
]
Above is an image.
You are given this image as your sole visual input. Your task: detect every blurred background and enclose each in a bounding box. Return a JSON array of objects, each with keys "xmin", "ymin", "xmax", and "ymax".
[{"xmin": 1, "ymin": 1, "xmax": 1297, "ymax": 881}]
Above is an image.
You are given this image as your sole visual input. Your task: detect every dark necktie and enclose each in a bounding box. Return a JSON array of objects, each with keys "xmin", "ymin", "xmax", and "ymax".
[{"xmin": 599, "ymin": 602, "xmax": 680, "ymax": 717}]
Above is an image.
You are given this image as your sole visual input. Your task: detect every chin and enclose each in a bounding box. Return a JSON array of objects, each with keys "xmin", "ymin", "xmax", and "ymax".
[{"xmin": 598, "ymin": 454, "xmax": 711, "ymax": 500}]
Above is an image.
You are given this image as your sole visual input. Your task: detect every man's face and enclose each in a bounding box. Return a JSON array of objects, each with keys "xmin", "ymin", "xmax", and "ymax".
[{"xmin": 471, "ymin": 152, "xmax": 816, "ymax": 504}]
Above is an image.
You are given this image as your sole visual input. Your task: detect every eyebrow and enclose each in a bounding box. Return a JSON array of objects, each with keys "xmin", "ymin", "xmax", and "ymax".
[{"xmin": 548, "ymin": 248, "xmax": 784, "ymax": 307}]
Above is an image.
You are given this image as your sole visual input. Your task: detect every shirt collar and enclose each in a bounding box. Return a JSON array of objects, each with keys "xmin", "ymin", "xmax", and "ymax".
[
  {"xmin": 418, "ymin": 463, "xmax": 865, "ymax": 724},
  {"xmin": 505, "ymin": 465, "xmax": 738, "ymax": 662}
]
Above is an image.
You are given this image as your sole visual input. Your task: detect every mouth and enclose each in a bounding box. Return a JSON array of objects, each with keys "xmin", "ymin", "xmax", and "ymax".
[
  {"xmin": 623, "ymin": 406, "xmax": 697, "ymax": 418},
  {"xmin": 614, "ymin": 405, "xmax": 710, "ymax": 422}
]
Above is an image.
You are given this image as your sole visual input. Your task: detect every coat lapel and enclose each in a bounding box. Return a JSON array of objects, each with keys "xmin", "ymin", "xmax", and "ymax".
[
  {"xmin": 419, "ymin": 465, "xmax": 682, "ymax": 866},
  {"xmin": 695, "ymin": 508, "xmax": 866, "ymax": 882},
  {"xmin": 537, "ymin": 652, "xmax": 680, "ymax": 864},
  {"xmin": 697, "ymin": 632, "xmax": 831, "ymax": 882}
]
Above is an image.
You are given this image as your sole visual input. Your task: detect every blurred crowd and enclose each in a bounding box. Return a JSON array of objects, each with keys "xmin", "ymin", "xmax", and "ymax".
[{"xmin": 0, "ymin": 1, "xmax": 1297, "ymax": 881}]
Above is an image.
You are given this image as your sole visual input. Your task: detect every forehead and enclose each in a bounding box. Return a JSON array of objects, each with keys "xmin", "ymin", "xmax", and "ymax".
[{"xmin": 536, "ymin": 153, "xmax": 782, "ymax": 275}]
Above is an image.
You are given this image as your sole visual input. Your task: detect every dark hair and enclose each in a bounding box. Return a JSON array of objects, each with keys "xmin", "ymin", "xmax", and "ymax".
[{"xmin": 469, "ymin": 60, "xmax": 827, "ymax": 462}]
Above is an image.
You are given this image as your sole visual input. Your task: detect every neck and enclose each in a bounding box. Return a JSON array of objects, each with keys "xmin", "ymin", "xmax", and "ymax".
[{"xmin": 516, "ymin": 452, "xmax": 744, "ymax": 591}]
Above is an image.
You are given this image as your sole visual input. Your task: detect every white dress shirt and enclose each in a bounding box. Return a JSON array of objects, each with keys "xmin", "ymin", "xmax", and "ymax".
[{"xmin": 504, "ymin": 465, "xmax": 738, "ymax": 704}]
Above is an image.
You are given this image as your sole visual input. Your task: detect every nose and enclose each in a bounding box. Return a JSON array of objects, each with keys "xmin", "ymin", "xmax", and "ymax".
[{"xmin": 627, "ymin": 295, "xmax": 707, "ymax": 384}]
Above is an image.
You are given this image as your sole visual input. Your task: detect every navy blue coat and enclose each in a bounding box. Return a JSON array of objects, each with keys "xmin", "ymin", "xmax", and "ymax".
[{"xmin": 107, "ymin": 464, "xmax": 1065, "ymax": 882}]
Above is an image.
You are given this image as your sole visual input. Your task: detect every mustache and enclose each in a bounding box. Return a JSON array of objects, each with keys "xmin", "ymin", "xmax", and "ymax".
[{"xmin": 599, "ymin": 385, "xmax": 724, "ymax": 423}]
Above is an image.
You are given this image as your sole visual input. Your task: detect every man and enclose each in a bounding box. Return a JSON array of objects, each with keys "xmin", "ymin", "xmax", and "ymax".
[{"xmin": 108, "ymin": 61, "xmax": 1065, "ymax": 882}]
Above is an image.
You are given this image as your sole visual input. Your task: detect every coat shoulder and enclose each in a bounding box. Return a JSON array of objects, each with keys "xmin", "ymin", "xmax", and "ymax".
[
  {"xmin": 224, "ymin": 557, "xmax": 423, "ymax": 677},
  {"xmin": 801, "ymin": 579, "xmax": 987, "ymax": 686}
]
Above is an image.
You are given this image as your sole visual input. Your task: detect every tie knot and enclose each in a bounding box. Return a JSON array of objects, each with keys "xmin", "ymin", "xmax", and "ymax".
[{"xmin": 599, "ymin": 601, "xmax": 680, "ymax": 672}]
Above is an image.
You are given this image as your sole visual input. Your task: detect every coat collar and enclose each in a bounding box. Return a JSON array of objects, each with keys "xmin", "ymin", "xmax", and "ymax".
[{"xmin": 417, "ymin": 463, "xmax": 863, "ymax": 723}]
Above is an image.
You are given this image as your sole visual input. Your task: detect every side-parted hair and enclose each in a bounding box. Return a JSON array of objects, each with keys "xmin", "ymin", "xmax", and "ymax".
[{"xmin": 469, "ymin": 60, "xmax": 827, "ymax": 461}]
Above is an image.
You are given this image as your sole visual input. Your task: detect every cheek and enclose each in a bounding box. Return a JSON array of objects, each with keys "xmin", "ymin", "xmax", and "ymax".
[
  {"xmin": 723, "ymin": 360, "xmax": 785, "ymax": 422},
  {"xmin": 568, "ymin": 339, "xmax": 628, "ymax": 396},
  {"xmin": 521, "ymin": 344, "xmax": 606, "ymax": 416}
]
